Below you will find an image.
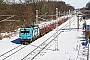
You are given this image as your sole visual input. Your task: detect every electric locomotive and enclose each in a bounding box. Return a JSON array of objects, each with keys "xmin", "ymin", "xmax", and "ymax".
[{"xmin": 19, "ymin": 25, "xmax": 40, "ymax": 44}]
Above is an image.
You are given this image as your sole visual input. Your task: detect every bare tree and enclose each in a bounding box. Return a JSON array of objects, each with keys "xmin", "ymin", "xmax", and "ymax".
[
  {"xmin": 0, "ymin": 0, "xmax": 4, "ymax": 4},
  {"xmin": 25, "ymin": 0, "xmax": 31, "ymax": 3},
  {"xmin": 24, "ymin": 0, "xmax": 39, "ymax": 3},
  {"xmin": 86, "ymin": 2, "xmax": 90, "ymax": 10},
  {"xmin": 4, "ymin": 0, "xmax": 9, "ymax": 4}
]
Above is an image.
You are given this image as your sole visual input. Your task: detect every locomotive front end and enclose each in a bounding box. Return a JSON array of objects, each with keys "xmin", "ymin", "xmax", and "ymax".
[{"xmin": 19, "ymin": 28, "xmax": 33, "ymax": 44}]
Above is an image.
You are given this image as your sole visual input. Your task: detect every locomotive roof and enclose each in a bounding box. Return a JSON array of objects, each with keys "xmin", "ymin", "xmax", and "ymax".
[{"xmin": 24, "ymin": 25, "xmax": 39, "ymax": 28}]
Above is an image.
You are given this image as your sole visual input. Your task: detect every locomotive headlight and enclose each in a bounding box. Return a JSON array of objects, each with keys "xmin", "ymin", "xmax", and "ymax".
[
  {"xmin": 19, "ymin": 37, "xmax": 22, "ymax": 39},
  {"xmin": 28, "ymin": 37, "xmax": 31, "ymax": 39}
]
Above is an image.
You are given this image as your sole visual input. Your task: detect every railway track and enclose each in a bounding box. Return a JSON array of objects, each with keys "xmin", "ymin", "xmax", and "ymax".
[
  {"xmin": 22, "ymin": 17, "xmax": 75, "ymax": 60},
  {"xmin": 0, "ymin": 44, "xmax": 28, "ymax": 60}
]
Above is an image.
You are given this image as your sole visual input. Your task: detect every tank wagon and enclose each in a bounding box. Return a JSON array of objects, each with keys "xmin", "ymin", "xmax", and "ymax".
[{"xmin": 19, "ymin": 17, "xmax": 69, "ymax": 44}]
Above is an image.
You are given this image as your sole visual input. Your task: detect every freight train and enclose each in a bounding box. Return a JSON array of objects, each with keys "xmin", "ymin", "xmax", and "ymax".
[{"xmin": 19, "ymin": 17, "xmax": 68, "ymax": 44}]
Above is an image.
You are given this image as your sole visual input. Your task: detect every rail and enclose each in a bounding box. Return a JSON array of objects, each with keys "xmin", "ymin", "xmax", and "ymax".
[
  {"xmin": 0, "ymin": 45, "xmax": 21, "ymax": 57},
  {"xmin": 0, "ymin": 44, "xmax": 28, "ymax": 60}
]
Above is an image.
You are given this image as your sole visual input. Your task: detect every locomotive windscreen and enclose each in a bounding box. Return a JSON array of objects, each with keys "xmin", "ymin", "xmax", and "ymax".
[{"xmin": 20, "ymin": 30, "xmax": 29, "ymax": 34}]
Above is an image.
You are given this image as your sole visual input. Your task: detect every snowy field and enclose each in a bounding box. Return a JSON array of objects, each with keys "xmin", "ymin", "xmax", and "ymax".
[{"xmin": 0, "ymin": 15, "xmax": 89, "ymax": 60}]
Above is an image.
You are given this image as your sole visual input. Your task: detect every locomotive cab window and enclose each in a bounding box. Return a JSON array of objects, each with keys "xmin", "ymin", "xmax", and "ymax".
[{"xmin": 20, "ymin": 30, "xmax": 29, "ymax": 34}]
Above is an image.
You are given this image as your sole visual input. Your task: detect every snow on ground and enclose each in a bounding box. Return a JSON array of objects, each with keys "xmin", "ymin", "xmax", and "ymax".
[
  {"xmin": 89, "ymin": 44, "xmax": 90, "ymax": 60},
  {"xmin": 39, "ymin": 31, "xmax": 78, "ymax": 60},
  {"xmin": 0, "ymin": 15, "xmax": 89, "ymax": 60},
  {"xmin": 38, "ymin": 15, "xmax": 79, "ymax": 60}
]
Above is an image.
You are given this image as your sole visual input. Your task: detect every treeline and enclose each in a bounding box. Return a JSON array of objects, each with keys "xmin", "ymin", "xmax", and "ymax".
[
  {"xmin": 0, "ymin": 1, "xmax": 74, "ymax": 23},
  {"xmin": 86, "ymin": 2, "xmax": 90, "ymax": 10},
  {"xmin": 0, "ymin": 1, "xmax": 74, "ymax": 33},
  {"xmin": 80, "ymin": 2, "xmax": 90, "ymax": 18}
]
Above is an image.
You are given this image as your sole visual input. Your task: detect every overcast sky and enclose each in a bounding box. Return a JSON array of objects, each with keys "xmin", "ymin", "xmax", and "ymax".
[
  {"xmin": 21, "ymin": 0, "xmax": 90, "ymax": 9},
  {"xmin": 62, "ymin": 0, "xmax": 89, "ymax": 9},
  {"xmin": 4, "ymin": 0, "xmax": 89, "ymax": 9}
]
